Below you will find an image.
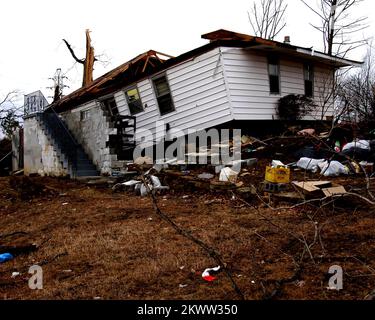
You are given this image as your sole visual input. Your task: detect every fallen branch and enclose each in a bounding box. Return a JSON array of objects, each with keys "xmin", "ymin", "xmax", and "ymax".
[
  {"xmin": 0, "ymin": 244, "xmax": 37, "ymax": 256},
  {"xmin": 0, "ymin": 231, "xmax": 27, "ymax": 239},
  {"xmin": 257, "ymin": 191, "xmax": 375, "ymax": 211},
  {"xmin": 140, "ymin": 173, "xmax": 245, "ymax": 300},
  {"xmin": 37, "ymin": 252, "xmax": 68, "ymax": 267},
  {"xmin": 364, "ymin": 289, "xmax": 375, "ymax": 300},
  {"xmin": 263, "ymin": 266, "xmax": 302, "ymax": 300},
  {"xmin": 237, "ymin": 195, "xmax": 305, "ymax": 245},
  {"xmin": 253, "ymin": 231, "xmax": 298, "ymax": 267},
  {"xmin": 340, "ymin": 192, "xmax": 375, "ymax": 206}
]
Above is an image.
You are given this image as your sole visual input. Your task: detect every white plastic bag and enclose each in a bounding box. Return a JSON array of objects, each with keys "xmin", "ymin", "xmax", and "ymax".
[
  {"xmin": 219, "ymin": 167, "xmax": 238, "ymax": 183},
  {"xmin": 318, "ymin": 161, "xmax": 349, "ymax": 177},
  {"xmin": 342, "ymin": 140, "xmax": 370, "ymax": 151},
  {"xmin": 122, "ymin": 180, "xmax": 141, "ymax": 187},
  {"xmin": 297, "ymin": 158, "xmax": 326, "ymax": 173},
  {"xmin": 140, "ymin": 183, "xmax": 152, "ymax": 197},
  {"xmin": 150, "ymin": 175, "xmax": 162, "ymax": 188},
  {"xmin": 272, "ymin": 160, "xmax": 286, "ymax": 168}
]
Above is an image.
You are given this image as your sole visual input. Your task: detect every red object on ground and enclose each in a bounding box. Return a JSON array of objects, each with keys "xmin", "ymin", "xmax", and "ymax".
[
  {"xmin": 202, "ymin": 266, "xmax": 221, "ymax": 282},
  {"xmin": 202, "ymin": 275, "xmax": 217, "ymax": 282}
]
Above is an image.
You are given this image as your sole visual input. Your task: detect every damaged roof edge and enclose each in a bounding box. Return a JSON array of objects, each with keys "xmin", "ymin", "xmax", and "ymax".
[{"xmin": 203, "ymin": 29, "xmax": 362, "ymax": 68}]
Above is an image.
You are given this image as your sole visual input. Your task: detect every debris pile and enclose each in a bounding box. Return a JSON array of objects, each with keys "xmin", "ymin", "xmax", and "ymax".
[{"xmin": 109, "ymin": 124, "xmax": 375, "ymax": 207}]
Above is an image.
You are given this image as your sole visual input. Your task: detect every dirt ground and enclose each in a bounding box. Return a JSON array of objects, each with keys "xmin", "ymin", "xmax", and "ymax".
[{"xmin": 0, "ymin": 174, "xmax": 374, "ymax": 300}]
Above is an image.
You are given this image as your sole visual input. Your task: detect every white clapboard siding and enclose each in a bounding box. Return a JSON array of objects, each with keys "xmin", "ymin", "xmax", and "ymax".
[
  {"xmin": 222, "ymin": 47, "xmax": 335, "ymax": 120},
  {"xmin": 76, "ymin": 46, "xmax": 336, "ymax": 144},
  {"xmin": 114, "ymin": 47, "xmax": 232, "ymax": 141}
]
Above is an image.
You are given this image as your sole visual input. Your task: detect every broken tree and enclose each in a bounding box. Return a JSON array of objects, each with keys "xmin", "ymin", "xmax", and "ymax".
[{"xmin": 63, "ymin": 29, "xmax": 95, "ymax": 88}]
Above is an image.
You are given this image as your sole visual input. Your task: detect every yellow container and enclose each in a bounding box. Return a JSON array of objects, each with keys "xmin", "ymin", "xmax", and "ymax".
[{"xmin": 265, "ymin": 166, "xmax": 290, "ymax": 184}]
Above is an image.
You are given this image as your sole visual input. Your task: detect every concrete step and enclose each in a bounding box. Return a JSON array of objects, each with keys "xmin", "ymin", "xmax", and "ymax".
[{"xmin": 75, "ymin": 170, "xmax": 99, "ymax": 177}]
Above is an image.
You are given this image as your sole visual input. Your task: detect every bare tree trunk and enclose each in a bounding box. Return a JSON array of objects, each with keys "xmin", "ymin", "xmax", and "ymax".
[
  {"xmin": 301, "ymin": 0, "xmax": 368, "ymax": 58},
  {"xmin": 83, "ymin": 29, "xmax": 95, "ymax": 87},
  {"xmin": 327, "ymin": 0, "xmax": 337, "ymax": 56}
]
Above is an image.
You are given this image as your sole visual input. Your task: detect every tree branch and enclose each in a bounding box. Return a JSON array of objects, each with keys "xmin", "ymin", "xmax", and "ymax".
[{"xmin": 62, "ymin": 39, "xmax": 85, "ymax": 64}]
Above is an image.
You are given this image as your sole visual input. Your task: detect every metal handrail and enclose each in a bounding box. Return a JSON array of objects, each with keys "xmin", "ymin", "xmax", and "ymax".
[
  {"xmin": 0, "ymin": 151, "xmax": 12, "ymax": 164},
  {"xmin": 41, "ymin": 106, "xmax": 79, "ymax": 176},
  {"xmin": 47, "ymin": 106, "xmax": 79, "ymax": 146}
]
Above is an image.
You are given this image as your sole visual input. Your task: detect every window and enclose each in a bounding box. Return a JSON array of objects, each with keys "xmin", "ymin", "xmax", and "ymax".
[
  {"xmin": 268, "ymin": 57, "xmax": 280, "ymax": 94},
  {"xmin": 152, "ymin": 75, "xmax": 175, "ymax": 115},
  {"xmin": 80, "ymin": 109, "xmax": 90, "ymax": 121},
  {"xmin": 125, "ymin": 87, "xmax": 143, "ymax": 115},
  {"xmin": 101, "ymin": 96, "xmax": 119, "ymax": 116},
  {"xmin": 304, "ymin": 64, "xmax": 314, "ymax": 97}
]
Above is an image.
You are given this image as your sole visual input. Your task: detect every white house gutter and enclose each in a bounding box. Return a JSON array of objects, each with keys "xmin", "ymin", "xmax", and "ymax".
[{"xmin": 296, "ymin": 48, "xmax": 363, "ymax": 68}]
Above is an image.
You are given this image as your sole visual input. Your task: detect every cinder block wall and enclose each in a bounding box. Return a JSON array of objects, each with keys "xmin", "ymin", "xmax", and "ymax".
[{"xmin": 23, "ymin": 116, "xmax": 67, "ymax": 176}]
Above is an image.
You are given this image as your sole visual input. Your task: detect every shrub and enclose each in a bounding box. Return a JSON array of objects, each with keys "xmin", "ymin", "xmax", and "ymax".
[{"xmin": 277, "ymin": 94, "xmax": 316, "ymax": 120}]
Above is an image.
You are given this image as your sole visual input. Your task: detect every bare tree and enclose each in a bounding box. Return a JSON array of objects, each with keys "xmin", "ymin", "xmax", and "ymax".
[
  {"xmin": 337, "ymin": 45, "xmax": 375, "ymax": 122},
  {"xmin": 248, "ymin": 0, "xmax": 288, "ymax": 40},
  {"xmin": 300, "ymin": 0, "xmax": 369, "ymax": 57}
]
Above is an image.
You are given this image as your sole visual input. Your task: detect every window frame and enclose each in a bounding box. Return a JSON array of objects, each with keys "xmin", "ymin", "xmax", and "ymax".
[
  {"xmin": 304, "ymin": 63, "xmax": 314, "ymax": 98},
  {"xmin": 99, "ymin": 95, "xmax": 119, "ymax": 117},
  {"xmin": 268, "ymin": 56, "xmax": 281, "ymax": 95},
  {"xmin": 80, "ymin": 109, "xmax": 90, "ymax": 121},
  {"xmin": 124, "ymin": 85, "xmax": 144, "ymax": 116},
  {"xmin": 152, "ymin": 73, "xmax": 175, "ymax": 116}
]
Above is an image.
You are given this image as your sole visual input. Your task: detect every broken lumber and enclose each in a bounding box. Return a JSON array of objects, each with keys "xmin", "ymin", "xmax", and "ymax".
[{"xmin": 293, "ymin": 181, "xmax": 332, "ymax": 193}]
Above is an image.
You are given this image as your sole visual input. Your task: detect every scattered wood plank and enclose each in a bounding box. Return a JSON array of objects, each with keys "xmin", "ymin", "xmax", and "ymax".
[
  {"xmin": 322, "ymin": 186, "xmax": 347, "ymax": 197},
  {"xmin": 293, "ymin": 181, "xmax": 347, "ymax": 199},
  {"xmin": 293, "ymin": 181, "xmax": 332, "ymax": 193}
]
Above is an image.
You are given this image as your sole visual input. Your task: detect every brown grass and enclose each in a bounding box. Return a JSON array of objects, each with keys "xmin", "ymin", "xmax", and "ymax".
[{"xmin": 0, "ymin": 176, "xmax": 374, "ymax": 300}]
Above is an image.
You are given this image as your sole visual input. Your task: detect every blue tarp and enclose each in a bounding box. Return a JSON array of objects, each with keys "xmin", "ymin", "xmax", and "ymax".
[{"xmin": 0, "ymin": 253, "xmax": 14, "ymax": 263}]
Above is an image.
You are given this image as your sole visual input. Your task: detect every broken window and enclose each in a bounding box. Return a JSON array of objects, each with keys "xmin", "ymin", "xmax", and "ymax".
[
  {"xmin": 304, "ymin": 64, "xmax": 314, "ymax": 97},
  {"xmin": 101, "ymin": 96, "xmax": 119, "ymax": 116},
  {"xmin": 152, "ymin": 75, "xmax": 175, "ymax": 116},
  {"xmin": 125, "ymin": 87, "xmax": 143, "ymax": 115},
  {"xmin": 268, "ymin": 57, "xmax": 280, "ymax": 94}
]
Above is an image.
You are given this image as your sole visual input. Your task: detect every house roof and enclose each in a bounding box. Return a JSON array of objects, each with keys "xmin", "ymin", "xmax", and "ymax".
[
  {"xmin": 202, "ymin": 29, "xmax": 363, "ymax": 68},
  {"xmin": 50, "ymin": 29, "xmax": 362, "ymax": 113}
]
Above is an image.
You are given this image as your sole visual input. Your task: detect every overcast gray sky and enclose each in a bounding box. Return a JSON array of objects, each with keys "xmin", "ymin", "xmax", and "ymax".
[{"xmin": 1, "ymin": 0, "xmax": 374, "ymax": 106}]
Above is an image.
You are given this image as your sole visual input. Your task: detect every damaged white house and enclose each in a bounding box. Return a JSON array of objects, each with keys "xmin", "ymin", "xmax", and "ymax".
[{"xmin": 22, "ymin": 29, "xmax": 360, "ymax": 177}]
